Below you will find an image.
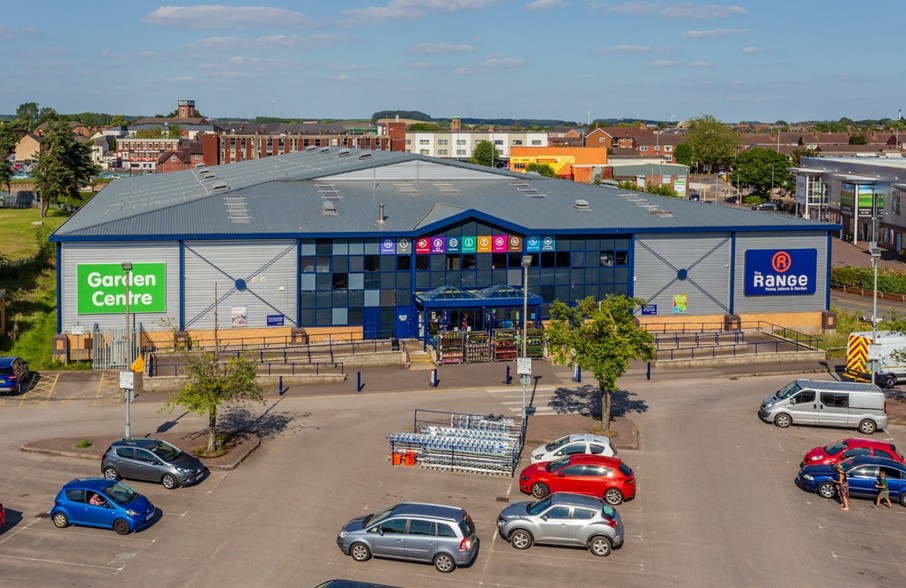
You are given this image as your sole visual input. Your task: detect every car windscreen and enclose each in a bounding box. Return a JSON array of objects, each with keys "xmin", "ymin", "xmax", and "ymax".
[
  {"xmin": 527, "ymin": 496, "xmax": 553, "ymax": 515},
  {"xmin": 544, "ymin": 436, "xmax": 571, "ymax": 451},
  {"xmin": 776, "ymin": 381, "xmax": 802, "ymax": 400},
  {"xmin": 823, "ymin": 440, "xmax": 848, "ymax": 456},
  {"xmin": 364, "ymin": 505, "xmax": 394, "ymax": 527},
  {"xmin": 103, "ymin": 481, "xmax": 137, "ymax": 505},
  {"xmin": 546, "ymin": 457, "xmax": 570, "ymax": 472},
  {"xmin": 152, "ymin": 441, "xmax": 182, "ymax": 461}
]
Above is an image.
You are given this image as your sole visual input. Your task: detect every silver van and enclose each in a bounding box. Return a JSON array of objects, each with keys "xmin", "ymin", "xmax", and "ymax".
[
  {"xmin": 759, "ymin": 379, "xmax": 888, "ymax": 435},
  {"xmin": 336, "ymin": 502, "xmax": 479, "ymax": 573}
]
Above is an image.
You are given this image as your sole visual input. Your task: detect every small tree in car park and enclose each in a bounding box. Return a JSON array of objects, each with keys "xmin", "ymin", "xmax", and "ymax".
[
  {"xmin": 545, "ymin": 296, "xmax": 656, "ymax": 431},
  {"xmin": 161, "ymin": 349, "xmax": 263, "ymax": 454}
]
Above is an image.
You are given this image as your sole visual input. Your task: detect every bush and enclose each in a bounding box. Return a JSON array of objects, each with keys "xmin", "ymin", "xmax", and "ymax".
[{"xmin": 830, "ymin": 266, "xmax": 906, "ymax": 294}]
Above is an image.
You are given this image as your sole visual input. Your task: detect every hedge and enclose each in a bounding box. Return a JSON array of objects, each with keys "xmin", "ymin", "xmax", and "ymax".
[{"xmin": 830, "ymin": 266, "xmax": 906, "ymax": 294}]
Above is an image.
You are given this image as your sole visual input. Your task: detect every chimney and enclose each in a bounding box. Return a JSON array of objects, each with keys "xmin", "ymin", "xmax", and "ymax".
[{"xmin": 378, "ymin": 203, "xmax": 385, "ymax": 225}]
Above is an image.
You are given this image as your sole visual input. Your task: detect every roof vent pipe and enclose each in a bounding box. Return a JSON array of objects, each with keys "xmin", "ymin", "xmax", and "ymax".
[{"xmin": 378, "ymin": 203, "xmax": 385, "ymax": 225}]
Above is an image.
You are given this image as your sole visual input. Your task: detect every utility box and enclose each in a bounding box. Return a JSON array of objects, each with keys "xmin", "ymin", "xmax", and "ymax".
[
  {"xmin": 52, "ymin": 333, "xmax": 70, "ymax": 364},
  {"xmin": 174, "ymin": 330, "xmax": 192, "ymax": 350},
  {"xmin": 724, "ymin": 314, "xmax": 741, "ymax": 331},
  {"xmin": 822, "ymin": 311, "xmax": 837, "ymax": 331},
  {"xmin": 291, "ymin": 327, "xmax": 309, "ymax": 345}
]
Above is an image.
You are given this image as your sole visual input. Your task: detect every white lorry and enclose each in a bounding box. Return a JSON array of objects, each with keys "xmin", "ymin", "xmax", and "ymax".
[{"xmin": 844, "ymin": 330, "xmax": 906, "ymax": 389}]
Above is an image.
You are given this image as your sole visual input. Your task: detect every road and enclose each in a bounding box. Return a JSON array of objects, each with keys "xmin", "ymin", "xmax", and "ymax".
[{"xmin": 1, "ymin": 367, "xmax": 904, "ymax": 588}]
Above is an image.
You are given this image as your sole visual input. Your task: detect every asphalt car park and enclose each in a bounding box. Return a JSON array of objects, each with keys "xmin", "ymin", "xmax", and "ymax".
[{"xmin": 1, "ymin": 369, "xmax": 905, "ymax": 587}]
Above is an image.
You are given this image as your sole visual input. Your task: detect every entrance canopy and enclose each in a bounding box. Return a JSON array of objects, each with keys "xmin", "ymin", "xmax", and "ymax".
[{"xmin": 415, "ymin": 284, "xmax": 543, "ymax": 309}]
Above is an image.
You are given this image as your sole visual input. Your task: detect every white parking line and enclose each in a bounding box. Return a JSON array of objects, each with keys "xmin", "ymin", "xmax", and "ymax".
[{"xmin": 0, "ymin": 553, "xmax": 125, "ymax": 571}]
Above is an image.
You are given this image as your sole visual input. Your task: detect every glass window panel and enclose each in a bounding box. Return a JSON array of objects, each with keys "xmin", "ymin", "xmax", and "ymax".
[
  {"xmin": 316, "ymin": 240, "xmax": 331, "ymax": 255},
  {"xmin": 599, "ymin": 251, "xmax": 614, "ymax": 266},
  {"xmin": 492, "ymin": 269, "xmax": 507, "ymax": 283},
  {"xmin": 415, "ymin": 272, "xmax": 431, "ymax": 288},
  {"xmin": 349, "ymin": 256, "xmax": 364, "ymax": 272},
  {"xmin": 332, "ymin": 308, "xmax": 348, "ymax": 325},
  {"xmin": 300, "ymin": 308, "xmax": 316, "ymax": 324},
  {"xmin": 540, "ymin": 285, "xmax": 555, "ymax": 302},
  {"xmin": 381, "ymin": 273, "xmax": 395, "ymax": 288},
  {"xmin": 300, "ymin": 275, "xmax": 316, "ymax": 291},
  {"xmin": 332, "ymin": 290, "xmax": 347, "ymax": 305},
  {"xmin": 348, "ymin": 289, "xmax": 364, "ymax": 306},
  {"xmin": 332, "ymin": 241, "xmax": 349, "ymax": 255},
  {"xmin": 364, "ymin": 273, "xmax": 380, "ymax": 288},
  {"xmin": 333, "ymin": 256, "xmax": 349, "ymax": 273},
  {"xmin": 315, "ymin": 290, "xmax": 331, "ymax": 306},
  {"xmin": 364, "ymin": 239, "xmax": 380, "ymax": 254},
  {"xmin": 316, "ymin": 274, "xmax": 332, "ymax": 289},
  {"xmin": 476, "ymin": 271, "xmax": 493, "ymax": 288},
  {"xmin": 430, "ymin": 272, "xmax": 446, "ymax": 288},
  {"xmin": 571, "ymin": 252, "xmax": 585, "ymax": 267},
  {"xmin": 348, "ymin": 240, "xmax": 365, "ymax": 254},
  {"xmin": 615, "ymin": 252, "xmax": 628, "ymax": 266},
  {"xmin": 599, "ymin": 239, "xmax": 615, "ymax": 250},
  {"xmin": 415, "ymin": 256, "xmax": 430, "ymax": 270},
  {"xmin": 364, "ymin": 255, "xmax": 380, "ymax": 272},
  {"xmin": 447, "ymin": 255, "xmax": 461, "ymax": 270},
  {"xmin": 556, "ymin": 252, "xmax": 571, "ymax": 267},
  {"xmin": 380, "ymin": 289, "xmax": 395, "ymax": 305},
  {"xmin": 462, "ymin": 221, "xmax": 478, "ymax": 234},
  {"xmin": 300, "ymin": 292, "xmax": 317, "ymax": 307},
  {"xmin": 462, "ymin": 255, "xmax": 477, "ymax": 269},
  {"xmin": 555, "ymin": 268, "xmax": 571, "ymax": 284},
  {"xmin": 460, "ymin": 271, "xmax": 477, "ymax": 287},
  {"xmin": 555, "ymin": 285, "xmax": 571, "ymax": 301},
  {"xmin": 397, "ymin": 256, "xmax": 411, "ymax": 270},
  {"xmin": 316, "ymin": 256, "xmax": 331, "ymax": 272},
  {"xmin": 540, "ymin": 269, "xmax": 556, "ymax": 286},
  {"xmin": 348, "ymin": 307, "xmax": 363, "ymax": 325},
  {"xmin": 301, "ymin": 256, "xmax": 316, "ymax": 273},
  {"xmin": 477, "ymin": 255, "xmax": 492, "ymax": 270},
  {"xmin": 571, "ymin": 239, "xmax": 587, "ymax": 250},
  {"xmin": 614, "ymin": 239, "xmax": 629, "ymax": 249},
  {"xmin": 508, "ymin": 253, "xmax": 523, "ymax": 268},
  {"xmin": 395, "ymin": 289, "xmax": 410, "ymax": 306},
  {"xmin": 540, "ymin": 252, "xmax": 555, "ymax": 267},
  {"xmin": 316, "ymin": 308, "xmax": 331, "ymax": 324},
  {"xmin": 430, "ymin": 256, "xmax": 445, "ymax": 271},
  {"xmin": 364, "ymin": 290, "xmax": 380, "ymax": 307},
  {"xmin": 492, "ymin": 253, "xmax": 507, "ymax": 269},
  {"xmin": 614, "ymin": 284, "xmax": 630, "ymax": 296},
  {"xmin": 556, "ymin": 239, "xmax": 572, "ymax": 251},
  {"xmin": 380, "ymin": 256, "xmax": 396, "ymax": 271},
  {"xmin": 348, "ymin": 273, "xmax": 364, "ymax": 289},
  {"xmin": 300, "ymin": 242, "xmax": 316, "ymax": 256},
  {"xmin": 614, "ymin": 267, "xmax": 629, "ymax": 283}
]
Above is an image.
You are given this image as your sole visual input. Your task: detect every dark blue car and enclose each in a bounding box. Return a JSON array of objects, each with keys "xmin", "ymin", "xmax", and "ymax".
[
  {"xmin": 0, "ymin": 356, "xmax": 29, "ymax": 395},
  {"xmin": 797, "ymin": 456, "xmax": 906, "ymax": 506},
  {"xmin": 51, "ymin": 478, "xmax": 157, "ymax": 535}
]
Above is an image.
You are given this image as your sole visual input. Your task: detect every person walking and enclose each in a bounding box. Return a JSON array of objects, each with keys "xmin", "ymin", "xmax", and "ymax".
[
  {"xmin": 872, "ymin": 471, "xmax": 892, "ymax": 509},
  {"xmin": 835, "ymin": 463, "xmax": 850, "ymax": 511}
]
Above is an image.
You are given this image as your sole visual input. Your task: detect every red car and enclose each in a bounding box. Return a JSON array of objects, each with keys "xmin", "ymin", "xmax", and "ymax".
[
  {"xmin": 0, "ymin": 502, "xmax": 5, "ymax": 528},
  {"xmin": 801, "ymin": 438, "xmax": 904, "ymax": 468},
  {"xmin": 518, "ymin": 454, "xmax": 635, "ymax": 506}
]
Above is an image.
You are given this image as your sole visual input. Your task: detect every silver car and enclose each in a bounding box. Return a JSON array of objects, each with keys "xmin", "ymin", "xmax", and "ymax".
[
  {"xmin": 496, "ymin": 492, "xmax": 623, "ymax": 557},
  {"xmin": 101, "ymin": 438, "xmax": 206, "ymax": 489},
  {"xmin": 336, "ymin": 502, "xmax": 479, "ymax": 573}
]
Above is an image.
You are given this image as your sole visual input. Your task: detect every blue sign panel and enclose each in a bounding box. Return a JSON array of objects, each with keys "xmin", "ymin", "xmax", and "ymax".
[
  {"xmin": 446, "ymin": 236, "xmax": 462, "ymax": 253},
  {"xmin": 267, "ymin": 314, "xmax": 285, "ymax": 326},
  {"xmin": 380, "ymin": 238, "xmax": 396, "ymax": 255},
  {"xmin": 641, "ymin": 304, "xmax": 657, "ymax": 315},
  {"xmin": 744, "ymin": 249, "xmax": 817, "ymax": 296},
  {"xmin": 525, "ymin": 236, "xmax": 541, "ymax": 252},
  {"xmin": 540, "ymin": 236, "xmax": 556, "ymax": 252}
]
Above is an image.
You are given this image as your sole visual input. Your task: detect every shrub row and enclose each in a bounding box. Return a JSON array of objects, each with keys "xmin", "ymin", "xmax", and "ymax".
[{"xmin": 830, "ymin": 266, "xmax": 906, "ymax": 294}]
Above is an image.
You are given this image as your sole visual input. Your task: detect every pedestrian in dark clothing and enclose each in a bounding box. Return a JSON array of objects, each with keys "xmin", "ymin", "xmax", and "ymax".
[
  {"xmin": 873, "ymin": 471, "xmax": 892, "ymax": 509},
  {"xmin": 835, "ymin": 463, "xmax": 850, "ymax": 511}
]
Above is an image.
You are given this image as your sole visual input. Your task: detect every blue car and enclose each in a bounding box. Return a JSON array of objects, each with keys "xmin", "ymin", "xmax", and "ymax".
[
  {"xmin": 797, "ymin": 456, "xmax": 906, "ymax": 507},
  {"xmin": 51, "ymin": 478, "xmax": 157, "ymax": 535},
  {"xmin": 0, "ymin": 356, "xmax": 29, "ymax": 395}
]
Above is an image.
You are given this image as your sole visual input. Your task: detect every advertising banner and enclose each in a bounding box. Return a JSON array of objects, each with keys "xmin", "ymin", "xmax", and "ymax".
[
  {"xmin": 744, "ymin": 249, "xmax": 817, "ymax": 295},
  {"xmin": 446, "ymin": 236, "xmax": 461, "ymax": 253},
  {"xmin": 541, "ymin": 236, "xmax": 556, "ymax": 252},
  {"xmin": 415, "ymin": 237, "xmax": 430, "ymax": 254},
  {"xmin": 380, "ymin": 238, "xmax": 396, "ymax": 255},
  {"xmin": 525, "ymin": 236, "xmax": 541, "ymax": 252},
  {"xmin": 430, "ymin": 236, "xmax": 446, "ymax": 254},
  {"xmin": 841, "ymin": 182, "xmax": 854, "ymax": 215},
  {"xmin": 461, "ymin": 236, "xmax": 477, "ymax": 253},
  {"xmin": 397, "ymin": 238, "xmax": 412, "ymax": 255},
  {"xmin": 672, "ymin": 294, "xmax": 687, "ymax": 314},
  {"xmin": 477, "ymin": 236, "xmax": 492, "ymax": 253},
  {"xmin": 77, "ymin": 263, "xmax": 167, "ymax": 314},
  {"xmin": 492, "ymin": 235, "xmax": 508, "ymax": 252},
  {"xmin": 857, "ymin": 184, "xmax": 875, "ymax": 218}
]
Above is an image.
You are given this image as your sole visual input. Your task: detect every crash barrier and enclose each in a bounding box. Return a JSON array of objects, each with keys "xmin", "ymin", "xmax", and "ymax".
[{"xmin": 387, "ymin": 409, "xmax": 524, "ymax": 477}]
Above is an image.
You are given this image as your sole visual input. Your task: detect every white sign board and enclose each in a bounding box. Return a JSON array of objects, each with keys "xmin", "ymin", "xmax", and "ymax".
[
  {"xmin": 867, "ymin": 344, "xmax": 884, "ymax": 361},
  {"xmin": 517, "ymin": 357, "xmax": 532, "ymax": 376},
  {"xmin": 119, "ymin": 370, "xmax": 134, "ymax": 390}
]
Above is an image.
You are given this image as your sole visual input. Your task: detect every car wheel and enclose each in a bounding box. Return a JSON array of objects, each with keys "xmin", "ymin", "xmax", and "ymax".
[
  {"xmin": 881, "ymin": 374, "xmax": 897, "ymax": 389},
  {"xmin": 900, "ymin": 492, "xmax": 906, "ymax": 507},
  {"xmin": 52, "ymin": 512, "xmax": 69, "ymax": 528},
  {"xmin": 817, "ymin": 481, "xmax": 837, "ymax": 499},
  {"xmin": 588, "ymin": 535, "xmax": 613, "ymax": 557},
  {"xmin": 103, "ymin": 467, "xmax": 120, "ymax": 480},
  {"xmin": 113, "ymin": 519, "xmax": 130, "ymax": 535},
  {"xmin": 858, "ymin": 419, "xmax": 877, "ymax": 435},
  {"xmin": 510, "ymin": 529, "xmax": 533, "ymax": 550},
  {"xmin": 350, "ymin": 542, "xmax": 371, "ymax": 562},
  {"xmin": 433, "ymin": 553, "xmax": 456, "ymax": 573},
  {"xmin": 773, "ymin": 413, "xmax": 792, "ymax": 428},
  {"xmin": 530, "ymin": 482, "xmax": 550, "ymax": 499},
  {"xmin": 604, "ymin": 488, "xmax": 624, "ymax": 506},
  {"xmin": 161, "ymin": 474, "xmax": 179, "ymax": 489}
]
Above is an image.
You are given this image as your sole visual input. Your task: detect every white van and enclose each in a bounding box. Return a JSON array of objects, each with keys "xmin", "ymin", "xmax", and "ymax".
[
  {"xmin": 758, "ymin": 379, "xmax": 887, "ymax": 435},
  {"xmin": 844, "ymin": 330, "xmax": 906, "ymax": 389}
]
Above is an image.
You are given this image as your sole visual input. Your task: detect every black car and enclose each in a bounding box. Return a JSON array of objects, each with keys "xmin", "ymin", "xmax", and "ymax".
[{"xmin": 101, "ymin": 438, "xmax": 206, "ymax": 489}]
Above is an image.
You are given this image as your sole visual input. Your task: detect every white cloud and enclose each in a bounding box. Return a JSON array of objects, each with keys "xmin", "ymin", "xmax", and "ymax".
[
  {"xmin": 649, "ymin": 60, "xmax": 680, "ymax": 67},
  {"xmin": 599, "ymin": 44, "xmax": 653, "ymax": 53},
  {"xmin": 404, "ymin": 62, "xmax": 434, "ymax": 69},
  {"xmin": 342, "ymin": 0, "xmax": 503, "ymax": 24},
  {"xmin": 689, "ymin": 60, "xmax": 711, "ymax": 67},
  {"xmin": 681, "ymin": 28, "xmax": 747, "ymax": 38},
  {"xmin": 649, "ymin": 59, "xmax": 712, "ymax": 68},
  {"xmin": 454, "ymin": 56, "xmax": 528, "ymax": 74},
  {"xmin": 741, "ymin": 46, "xmax": 766, "ymax": 53},
  {"xmin": 144, "ymin": 5, "xmax": 313, "ymax": 29},
  {"xmin": 524, "ymin": 0, "xmax": 568, "ymax": 11},
  {"xmin": 589, "ymin": 2, "xmax": 746, "ymax": 19},
  {"xmin": 189, "ymin": 34, "xmax": 345, "ymax": 51},
  {"xmin": 0, "ymin": 23, "xmax": 37, "ymax": 37},
  {"xmin": 409, "ymin": 43, "xmax": 475, "ymax": 54}
]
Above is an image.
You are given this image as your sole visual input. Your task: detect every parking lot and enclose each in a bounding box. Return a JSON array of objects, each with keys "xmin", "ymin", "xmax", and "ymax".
[{"xmin": 1, "ymin": 368, "xmax": 904, "ymax": 587}]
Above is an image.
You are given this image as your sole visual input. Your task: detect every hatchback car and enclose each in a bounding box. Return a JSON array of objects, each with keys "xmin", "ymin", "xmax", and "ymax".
[
  {"xmin": 0, "ymin": 356, "xmax": 29, "ymax": 395},
  {"xmin": 801, "ymin": 438, "xmax": 904, "ymax": 468},
  {"xmin": 50, "ymin": 478, "xmax": 156, "ymax": 535},
  {"xmin": 336, "ymin": 502, "xmax": 478, "ymax": 573},
  {"xmin": 530, "ymin": 433, "xmax": 616, "ymax": 464},
  {"xmin": 519, "ymin": 454, "xmax": 636, "ymax": 505},
  {"xmin": 101, "ymin": 438, "xmax": 205, "ymax": 489},
  {"xmin": 497, "ymin": 492, "xmax": 623, "ymax": 557},
  {"xmin": 797, "ymin": 456, "xmax": 906, "ymax": 506}
]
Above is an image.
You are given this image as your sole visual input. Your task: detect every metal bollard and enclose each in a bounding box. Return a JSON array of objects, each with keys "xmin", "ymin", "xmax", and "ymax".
[
  {"xmin": 505, "ymin": 365, "xmax": 512, "ymax": 385},
  {"xmin": 279, "ymin": 375, "xmax": 284, "ymax": 396},
  {"xmin": 573, "ymin": 365, "xmax": 581, "ymax": 383},
  {"xmin": 646, "ymin": 361, "xmax": 652, "ymax": 380},
  {"xmin": 430, "ymin": 368, "xmax": 438, "ymax": 388},
  {"xmin": 357, "ymin": 371, "xmax": 363, "ymax": 392}
]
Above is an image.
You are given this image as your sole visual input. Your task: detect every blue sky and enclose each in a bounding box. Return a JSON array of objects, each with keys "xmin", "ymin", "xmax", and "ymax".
[{"xmin": 1, "ymin": 1, "xmax": 901, "ymax": 123}]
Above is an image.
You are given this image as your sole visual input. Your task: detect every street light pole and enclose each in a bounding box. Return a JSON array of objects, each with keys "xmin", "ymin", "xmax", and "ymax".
[
  {"xmin": 122, "ymin": 261, "xmax": 133, "ymax": 438},
  {"xmin": 870, "ymin": 246, "xmax": 880, "ymax": 385},
  {"xmin": 519, "ymin": 255, "xmax": 533, "ymax": 421}
]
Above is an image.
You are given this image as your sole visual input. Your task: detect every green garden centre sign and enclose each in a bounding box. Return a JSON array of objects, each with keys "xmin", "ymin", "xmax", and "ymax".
[{"xmin": 77, "ymin": 263, "xmax": 167, "ymax": 314}]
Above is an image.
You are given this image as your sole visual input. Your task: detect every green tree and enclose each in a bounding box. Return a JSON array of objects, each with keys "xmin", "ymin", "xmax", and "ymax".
[
  {"xmin": 135, "ymin": 128, "xmax": 164, "ymax": 139},
  {"xmin": 37, "ymin": 107, "xmax": 60, "ymax": 127},
  {"xmin": 32, "ymin": 119, "xmax": 100, "ymax": 217},
  {"xmin": 470, "ymin": 140, "xmax": 500, "ymax": 167},
  {"xmin": 16, "ymin": 102, "xmax": 40, "ymax": 131},
  {"xmin": 646, "ymin": 184, "xmax": 679, "ymax": 197},
  {"xmin": 849, "ymin": 133, "xmax": 867, "ymax": 145},
  {"xmin": 791, "ymin": 147, "xmax": 818, "ymax": 167},
  {"xmin": 685, "ymin": 115, "xmax": 739, "ymax": 172},
  {"xmin": 161, "ymin": 351, "xmax": 264, "ymax": 453},
  {"xmin": 109, "ymin": 115, "xmax": 127, "ymax": 127},
  {"xmin": 617, "ymin": 180, "xmax": 644, "ymax": 192},
  {"xmin": 730, "ymin": 147, "xmax": 792, "ymax": 197},
  {"xmin": 545, "ymin": 296, "xmax": 656, "ymax": 430},
  {"xmin": 525, "ymin": 162, "xmax": 556, "ymax": 177},
  {"xmin": 0, "ymin": 119, "xmax": 27, "ymax": 192},
  {"xmin": 408, "ymin": 122, "xmax": 443, "ymax": 131},
  {"xmin": 167, "ymin": 124, "xmax": 183, "ymax": 139},
  {"xmin": 673, "ymin": 143, "xmax": 693, "ymax": 166}
]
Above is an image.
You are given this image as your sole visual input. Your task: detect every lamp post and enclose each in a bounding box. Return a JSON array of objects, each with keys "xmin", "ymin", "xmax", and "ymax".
[
  {"xmin": 519, "ymin": 255, "xmax": 533, "ymax": 421},
  {"xmin": 122, "ymin": 261, "xmax": 133, "ymax": 438},
  {"xmin": 869, "ymin": 246, "xmax": 881, "ymax": 385}
]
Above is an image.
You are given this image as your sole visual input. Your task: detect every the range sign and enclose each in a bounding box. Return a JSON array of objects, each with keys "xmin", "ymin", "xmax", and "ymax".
[{"xmin": 744, "ymin": 249, "xmax": 816, "ymax": 296}]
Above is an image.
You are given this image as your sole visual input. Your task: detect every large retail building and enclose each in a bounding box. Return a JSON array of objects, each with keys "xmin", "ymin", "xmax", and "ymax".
[{"xmin": 52, "ymin": 148, "xmax": 838, "ymax": 363}]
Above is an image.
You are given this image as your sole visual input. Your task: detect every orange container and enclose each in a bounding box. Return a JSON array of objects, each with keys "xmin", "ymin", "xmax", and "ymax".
[
  {"xmin": 404, "ymin": 451, "xmax": 417, "ymax": 466},
  {"xmin": 391, "ymin": 452, "xmax": 403, "ymax": 466}
]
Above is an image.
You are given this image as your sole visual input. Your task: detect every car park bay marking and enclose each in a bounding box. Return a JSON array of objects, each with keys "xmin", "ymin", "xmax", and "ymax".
[
  {"xmin": 94, "ymin": 371, "xmax": 122, "ymax": 406},
  {"xmin": 0, "ymin": 552, "xmax": 126, "ymax": 572},
  {"xmin": 17, "ymin": 373, "xmax": 58, "ymax": 407}
]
